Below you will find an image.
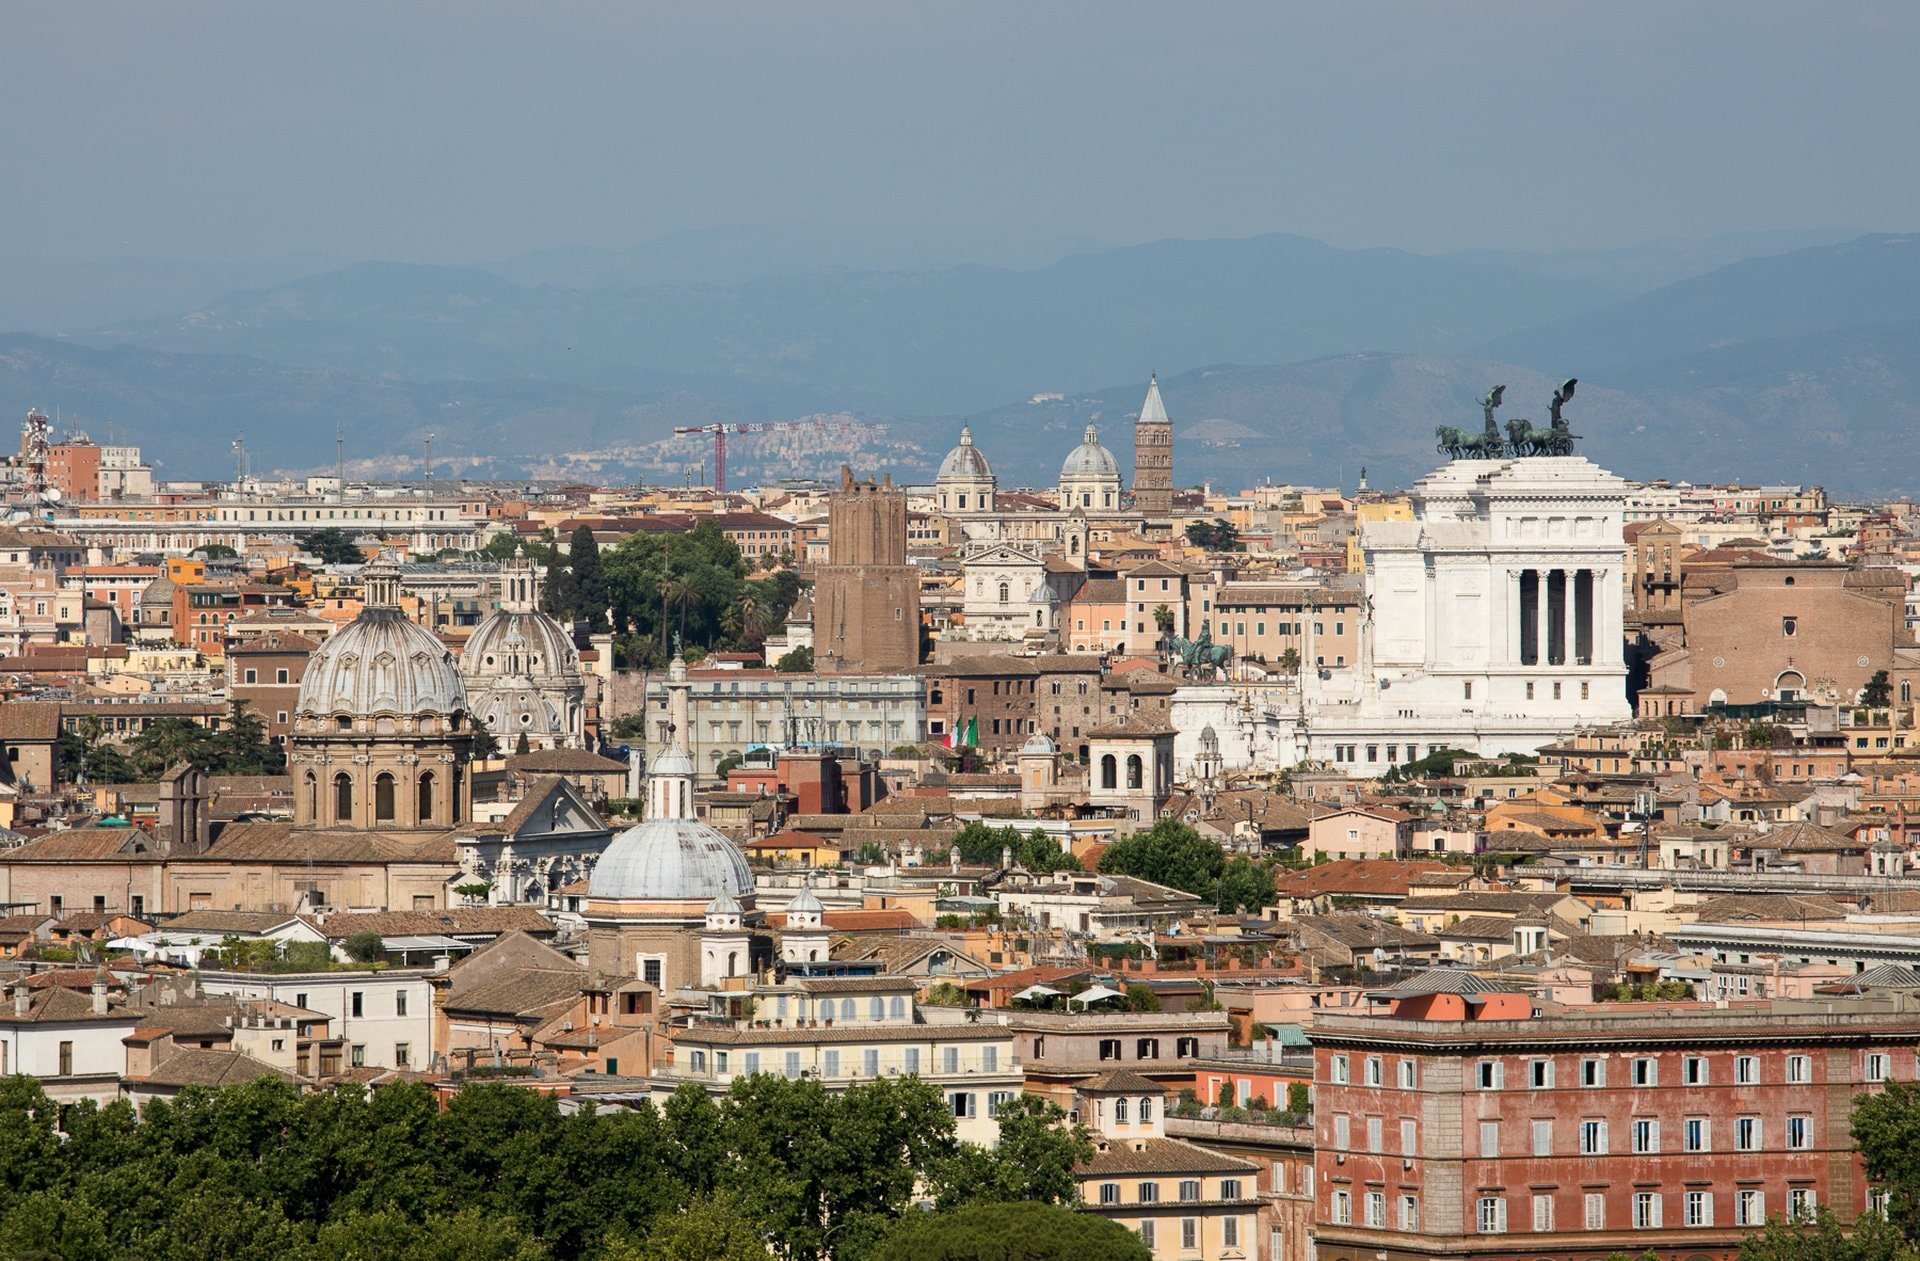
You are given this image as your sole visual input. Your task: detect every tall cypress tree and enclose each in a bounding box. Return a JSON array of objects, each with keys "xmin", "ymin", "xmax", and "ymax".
[{"xmin": 569, "ymin": 524, "xmax": 607, "ymax": 631}]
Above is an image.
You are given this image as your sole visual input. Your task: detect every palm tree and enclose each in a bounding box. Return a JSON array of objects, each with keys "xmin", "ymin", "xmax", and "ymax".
[
  {"xmin": 1278, "ymin": 647, "xmax": 1301, "ymax": 675},
  {"xmin": 658, "ymin": 576, "xmax": 698, "ymax": 652},
  {"xmin": 734, "ymin": 595, "xmax": 771, "ymax": 647},
  {"xmin": 1152, "ymin": 604, "xmax": 1175, "ymax": 655}
]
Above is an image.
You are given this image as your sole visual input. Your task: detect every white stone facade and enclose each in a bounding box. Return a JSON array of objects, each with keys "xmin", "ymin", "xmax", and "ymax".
[{"xmin": 1168, "ymin": 457, "xmax": 1633, "ymax": 777}]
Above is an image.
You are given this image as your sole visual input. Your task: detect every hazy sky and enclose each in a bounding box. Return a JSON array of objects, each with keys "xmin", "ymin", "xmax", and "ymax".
[{"xmin": 4, "ymin": 1, "xmax": 1915, "ymax": 265}]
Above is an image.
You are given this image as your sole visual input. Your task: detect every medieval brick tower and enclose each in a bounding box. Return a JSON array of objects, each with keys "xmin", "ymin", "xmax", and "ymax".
[
  {"xmin": 1132, "ymin": 374, "xmax": 1173, "ymax": 524},
  {"xmin": 814, "ymin": 467, "xmax": 921, "ymax": 674}
]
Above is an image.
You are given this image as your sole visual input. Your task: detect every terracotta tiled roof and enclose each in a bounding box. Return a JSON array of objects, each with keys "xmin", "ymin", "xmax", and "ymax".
[
  {"xmin": 0, "ymin": 702, "xmax": 61, "ymax": 741},
  {"xmin": 162, "ymin": 909, "xmax": 312, "ymax": 935},
  {"xmin": 442, "ymin": 968, "xmax": 586, "ymax": 1020},
  {"xmin": 316, "ymin": 908, "xmax": 555, "ymax": 940},
  {"xmin": 4, "ymin": 828, "xmax": 162, "ymax": 861},
  {"xmin": 142, "ymin": 1048, "xmax": 300, "ymax": 1088},
  {"xmin": 197, "ymin": 821, "xmax": 458, "ymax": 865},
  {"xmin": 1080, "ymin": 1136, "xmax": 1257, "ymax": 1177},
  {"xmin": 507, "ymin": 749, "xmax": 629, "ymax": 774}
]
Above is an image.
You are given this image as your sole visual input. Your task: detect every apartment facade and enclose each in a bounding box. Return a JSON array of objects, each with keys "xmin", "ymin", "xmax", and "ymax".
[{"xmin": 1310, "ymin": 979, "xmax": 1920, "ymax": 1261}]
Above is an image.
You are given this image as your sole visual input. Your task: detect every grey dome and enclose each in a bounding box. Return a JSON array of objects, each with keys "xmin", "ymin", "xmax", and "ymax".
[
  {"xmin": 589, "ymin": 817, "xmax": 754, "ymax": 903},
  {"xmin": 1021, "ymin": 732, "xmax": 1058, "ymax": 756},
  {"xmin": 649, "ymin": 744, "xmax": 696, "ymax": 778},
  {"xmin": 786, "ymin": 885, "xmax": 824, "ymax": 916},
  {"xmin": 463, "ymin": 609, "xmax": 583, "ymax": 743},
  {"xmin": 466, "ymin": 609, "xmax": 582, "ymax": 683},
  {"xmin": 1060, "ymin": 424, "xmax": 1120, "ymax": 481},
  {"xmin": 296, "ymin": 609, "xmax": 468, "ymax": 719},
  {"xmin": 937, "ymin": 427, "xmax": 994, "ymax": 482}
]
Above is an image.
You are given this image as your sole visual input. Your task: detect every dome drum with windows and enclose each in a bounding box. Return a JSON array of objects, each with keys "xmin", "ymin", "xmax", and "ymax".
[{"xmin": 286, "ymin": 557, "xmax": 476, "ymax": 832}]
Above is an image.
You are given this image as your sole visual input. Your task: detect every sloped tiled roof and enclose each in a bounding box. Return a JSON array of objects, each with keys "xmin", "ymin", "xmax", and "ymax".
[
  {"xmin": 141, "ymin": 1048, "xmax": 300, "ymax": 1088},
  {"xmin": 1081, "ymin": 1136, "xmax": 1257, "ymax": 1177}
]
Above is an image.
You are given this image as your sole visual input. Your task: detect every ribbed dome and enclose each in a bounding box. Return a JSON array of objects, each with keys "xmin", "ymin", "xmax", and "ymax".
[
  {"xmin": 1060, "ymin": 424, "xmax": 1120, "ymax": 481},
  {"xmin": 786, "ymin": 885, "xmax": 824, "ymax": 916},
  {"xmin": 296, "ymin": 608, "xmax": 468, "ymax": 719},
  {"xmin": 589, "ymin": 817, "xmax": 754, "ymax": 903},
  {"xmin": 649, "ymin": 745, "xmax": 696, "ymax": 778},
  {"xmin": 1021, "ymin": 732, "xmax": 1058, "ymax": 756},
  {"xmin": 463, "ymin": 607, "xmax": 584, "ymax": 743},
  {"xmin": 465, "ymin": 609, "xmax": 582, "ymax": 683},
  {"xmin": 936, "ymin": 427, "xmax": 994, "ymax": 481}
]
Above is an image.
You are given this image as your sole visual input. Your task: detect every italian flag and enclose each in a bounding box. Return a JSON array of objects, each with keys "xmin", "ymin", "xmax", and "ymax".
[{"xmin": 945, "ymin": 717, "xmax": 977, "ymax": 750}]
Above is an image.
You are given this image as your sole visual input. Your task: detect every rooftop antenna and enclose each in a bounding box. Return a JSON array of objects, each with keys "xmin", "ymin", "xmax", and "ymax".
[
  {"xmin": 336, "ymin": 424, "xmax": 345, "ymax": 501},
  {"xmin": 424, "ymin": 432, "xmax": 434, "ymax": 485},
  {"xmin": 231, "ymin": 433, "xmax": 246, "ymax": 487}
]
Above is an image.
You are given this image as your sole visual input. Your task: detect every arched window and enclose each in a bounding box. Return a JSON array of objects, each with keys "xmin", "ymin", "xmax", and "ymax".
[
  {"xmin": 451, "ymin": 767, "xmax": 464, "ymax": 823},
  {"xmin": 998, "ymin": 582, "xmax": 1010, "ymax": 604},
  {"xmin": 375, "ymin": 773, "xmax": 396, "ymax": 822},
  {"xmin": 890, "ymin": 996, "xmax": 906, "ymax": 1019},
  {"xmin": 1101, "ymin": 754, "xmax": 1118, "ymax": 790},
  {"xmin": 1127, "ymin": 754, "xmax": 1144, "ymax": 789},
  {"xmin": 1904, "ymin": 681, "xmax": 1914, "ymax": 705},
  {"xmin": 870, "ymin": 997, "xmax": 885, "ymax": 1020},
  {"xmin": 841, "ymin": 998, "xmax": 855, "ymax": 1022},
  {"xmin": 333, "ymin": 772, "xmax": 354, "ymax": 822},
  {"xmin": 304, "ymin": 772, "xmax": 318, "ymax": 820},
  {"xmin": 727, "ymin": 951, "xmax": 738, "ymax": 977},
  {"xmin": 417, "ymin": 771, "xmax": 435, "ymax": 823}
]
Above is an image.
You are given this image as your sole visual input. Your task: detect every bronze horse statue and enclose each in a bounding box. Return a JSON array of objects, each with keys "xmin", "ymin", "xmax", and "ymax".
[{"xmin": 1436, "ymin": 385, "xmax": 1510, "ymax": 459}]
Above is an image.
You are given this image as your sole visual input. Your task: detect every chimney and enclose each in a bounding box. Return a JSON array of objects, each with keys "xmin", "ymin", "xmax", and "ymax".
[
  {"xmin": 12, "ymin": 985, "xmax": 29, "ymax": 1018},
  {"xmin": 432, "ymin": 954, "xmax": 451, "ymax": 974},
  {"xmin": 91, "ymin": 975, "xmax": 108, "ymax": 1015}
]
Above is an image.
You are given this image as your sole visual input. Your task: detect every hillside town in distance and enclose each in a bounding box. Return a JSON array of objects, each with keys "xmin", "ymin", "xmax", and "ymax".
[{"xmin": 8, "ymin": 373, "xmax": 1920, "ymax": 1261}]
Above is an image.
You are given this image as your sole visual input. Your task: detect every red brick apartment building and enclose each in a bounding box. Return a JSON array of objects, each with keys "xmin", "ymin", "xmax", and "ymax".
[{"xmin": 1311, "ymin": 971, "xmax": 1920, "ymax": 1261}]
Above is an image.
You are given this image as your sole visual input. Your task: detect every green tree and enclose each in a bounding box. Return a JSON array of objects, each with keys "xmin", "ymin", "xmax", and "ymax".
[
  {"xmin": 658, "ymin": 576, "xmax": 698, "ymax": 651},
  {"xmin": 1736, "ymin": 1209, "xmax": 1909, "ymax": 1261},
  {"xmin": 1098, "ymin": 819, "xmax": 1226, "ymax": 901},
  {"xmin": 568, "ymin": 524, "xmax": 608, "ymax": 631},
  {"xmin": 604, "ymin": 1192, "xmax": 768, "ymax": 1261},
  {"xmin": 774, "ymin": 645, "xmax": 813, "ymax": 672},
  {"xmin": 1865, "ymin": 670, "xmax": 1894, "ymax": 708},
  {"xmin": 209, "ymin": 698, "xmax": 283, "ymax": 775},
  {"xmin": 128, "ymin": 718, "xmax": 213, "ymax": 779},
  {"xmin": 1216, "ymin": 854, "xmax": 1278, "ymax": 914},
  {"xmin": 1185, "ymin": 519, "xmax": 1241, "ymax": 551},
  {"xmin": 1854, "ymin": 1078, "xmax": 1920, "ymax": 1242},
  {"xmin": 469, "ymin": 715, "xmax": 501, "ymax": 760},
  {"xmin": 301, "ymin": 528, "xmax": 367, "ymax": 567},
  {"xmin": 1124, "ymin": 984, "xmax": 1161, "ymax": 1013},
  {"xmin": 1277, "ymin": 646, "xmax": 1301, "ymax": 674},
  {"xmin": 871, "ymin": 1201, "xmax": 1150, "ymax": 1261},
  {"xmin": 0, "ymin": 1187, "xmax": 112, "ymax": 1260},
  {"xmin": 341, "ymin": 932, "xmax": 385, "ymax": 964},
  {"xmin": 514, "ymin": 731, "xmax": 531, "ymax": 757}
]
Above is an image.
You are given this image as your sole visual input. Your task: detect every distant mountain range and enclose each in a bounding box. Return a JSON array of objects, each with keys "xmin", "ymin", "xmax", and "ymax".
[{"xmin": 2, "ymin": 228, "xmax": 1918, "ymax": 495}]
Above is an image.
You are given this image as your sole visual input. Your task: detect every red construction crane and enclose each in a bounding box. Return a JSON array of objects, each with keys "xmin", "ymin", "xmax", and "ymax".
[{"xmin": 670, "ymin": 418, "xmax": 854, "ymax": 493}]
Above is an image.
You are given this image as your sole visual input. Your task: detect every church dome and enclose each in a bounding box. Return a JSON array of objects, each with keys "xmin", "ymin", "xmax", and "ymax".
[
  {"xmin": 296, "ymin": 607, "xmax": 467, "ymax": 720},
  {"xmin": 466, "ymin": 609, "xmax": 582, "ymax": 683},
  {"xmin": 589, "ymin": 817, "xmax": 754, "ymax": 903},
  {"xmin": 937, "ymin": 427, "xmax": 994, "ymax": 482},
  {"xmin": 1060, "ymin": 424, "xmax": 1120, "ymax": 481},
  {"xmin": 786, "ymin": 884, "xmax": 824, "ymax": 917},
  {"xmin": 1021, "ymin": 732, "xmax": 1058, "ymax": 756},
  {"xmin": 648, "ymin": 744, "xmax": 697, "ymax": 779},
  {"xmin": 589, "ymin": 742, "xmax": 752, "ymax": 904}
]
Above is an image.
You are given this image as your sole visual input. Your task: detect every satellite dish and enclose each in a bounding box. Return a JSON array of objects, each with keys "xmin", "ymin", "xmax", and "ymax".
[{"xmin": 41, "ymin": 487, "xmax": 62, "ymax": 503}]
